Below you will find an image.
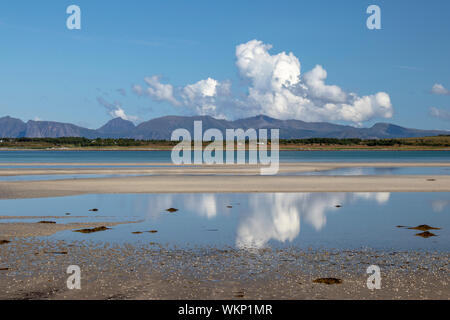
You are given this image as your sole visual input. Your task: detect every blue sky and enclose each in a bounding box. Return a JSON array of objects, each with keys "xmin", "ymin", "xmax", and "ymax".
[{"xmin": 0, "ymin": 0, "xmax": 449, "ymax": 130}]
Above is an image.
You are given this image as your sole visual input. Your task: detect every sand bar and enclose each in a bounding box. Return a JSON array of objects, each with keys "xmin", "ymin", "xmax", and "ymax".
[
  {"xmin": 1, "ymin": 162, "xmax": 450, "ymax": 176},
  {"xmin": 0, "ymin": 221, "xmax": 135, "ymax": 238},
  {"xmin": 0, "ymin": 175, "xmax": 449, "ymax": 199},
  {"xmin": 0, "ymin": 162, "xmax": 449, "ymax": 199}
]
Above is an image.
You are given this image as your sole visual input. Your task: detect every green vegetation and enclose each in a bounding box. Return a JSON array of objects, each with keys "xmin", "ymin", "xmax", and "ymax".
[
  {"xmin": 0, "ymin": 136, "xmax": 449, "ymax": 150},
  {"xmin": 278, "ymin": 136, "xmax": 450, "ymax": 148},
  {"xmin": 0, "ymin": 137, "xmax": 178, "ymax": 149}
]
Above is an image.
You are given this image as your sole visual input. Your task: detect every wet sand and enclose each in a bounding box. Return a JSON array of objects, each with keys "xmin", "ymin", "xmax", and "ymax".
[
  {"xmin": 0, "ymin": 238, "xmax": 448, "ymax": 300},
  {"xmin": 0, "ymin": 162, "xmax": 449, "ymax": 199},
  {"xmin": 1, "ymin": 162, "xmax": 449, "ymax": 300},
  {"xmin": 1, "ymin": 162, "xmax": 450, "ymax": 176},
  {"xmin": 0, "ymin": 175, "xmax": 449, "ymax": 199},
  {"xmin": 0, "ymin": 220, "xmax": 137, "ymax": 238}
]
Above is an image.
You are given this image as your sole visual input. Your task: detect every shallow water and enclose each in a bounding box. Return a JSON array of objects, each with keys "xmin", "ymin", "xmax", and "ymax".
[
  {"xmin": 0, "ymin": 174, "xmax": 154, "ymax": 182},
  {"xmin": 284, "ymin": 166, "xmax": 450, "ymax": 176},
  {"xmin": 1, "ymin": 150, "xmax": 450, "ymax": 163},
  {"xmin": 1, "ymin": 192, "xmax": 449, "ymax": 251},
  {"xmin": 1, "ymin": 166, "xmax": 448, "ymax": 181}
]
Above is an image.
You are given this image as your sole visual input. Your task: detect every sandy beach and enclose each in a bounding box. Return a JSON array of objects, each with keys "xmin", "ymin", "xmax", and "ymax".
[
  {"xmin": 1, "ymin": 161, "xmax": 449, "ymax": 300},
  {"xmin": 1, "ymin": 175, "xmax": 450, "ymax": 199},
  {"xmin": 0, "ymin": 162, "xmax": 449, "ymax": 199},
  {"xmin": 1, "ymin": 161, "xmax": 450, "ymax": 176}
]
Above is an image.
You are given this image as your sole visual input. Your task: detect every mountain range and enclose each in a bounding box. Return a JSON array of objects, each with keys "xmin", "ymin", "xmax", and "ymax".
[{"xmin": 0, "ymin": 115, "xmax": 448, "ymax": 140}]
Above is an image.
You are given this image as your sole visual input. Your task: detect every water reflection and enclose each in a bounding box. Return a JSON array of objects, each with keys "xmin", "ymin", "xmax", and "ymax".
[
  {"xmin": 2, "ymin": 192, "xmax": 449, "ymax": 250},
  {"xmin": 235, "ymin": 192, "xmax": 390, "ymax": 249},
  {"xmin": 144, "ymin": 192, "xmax": 390, "ymax": 249},
  {"xmin": 289, "ymin": 166, "xmax": 450, "ymax": 176},
  {"xmin": 431, "ymin": 200, "xmax": 449, "ymax": 213}
]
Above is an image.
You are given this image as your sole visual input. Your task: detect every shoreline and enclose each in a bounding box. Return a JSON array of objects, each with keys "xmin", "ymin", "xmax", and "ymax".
[
  {"xmin": 1, "ymin": 175, "xmax": 450, "ymax": 199},
  {"xmin": 1, "ymin": 147, "xmax": 450, "ymax": 151},
  {"xmin": 1, "ymin": 161, "xmax": 450, "ymax": 172},
  {"xmin": 0, "ymin": 162, "xmax": 449, "ymax": 199},
  {"xmin": 1, "ymin": 162, "xmax": 448, "ymax": 300},
  {"xmin": 1, "ymin": 238, "xmax": 448, "ymax": 300}
]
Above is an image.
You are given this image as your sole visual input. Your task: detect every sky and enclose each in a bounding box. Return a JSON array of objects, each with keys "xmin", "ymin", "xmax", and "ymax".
[{"xmin": 0, "ymin": 0, "xmax": 449, "ymax": 130}]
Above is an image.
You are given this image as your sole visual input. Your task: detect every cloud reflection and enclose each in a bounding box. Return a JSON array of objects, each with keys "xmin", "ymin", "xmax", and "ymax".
[
  {"xmin": 143, "ymin": 192, "xmax": 391, "ymax": 249},
  {"xmin": 431, "ymin": 200, "xmax": 449, "ymax": 213},
  {"xmin": 236, "ymin": 192, "xmax": 390, "ymax": 249}
]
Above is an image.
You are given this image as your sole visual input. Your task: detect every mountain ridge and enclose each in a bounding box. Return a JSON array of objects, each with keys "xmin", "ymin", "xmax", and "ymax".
[{"xmin": 0, "ymin": 115, "xmax": 447, "ymax": 140}]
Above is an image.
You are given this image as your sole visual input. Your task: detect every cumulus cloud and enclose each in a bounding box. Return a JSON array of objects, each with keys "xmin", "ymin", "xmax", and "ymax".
[
  {"xmin": 133, "ymin": 39, "xmax": 393, "ymax": 124},
  {"xmin": 180, "ymin": 78, "xmax": 231, "ymax": 117},
  {"xmin": 429, "ymin": 106, "xmax": 450, "ymax": 121},
  {"xmin": 144, "ymin": 76, "xmax": 180, "ymax": 106},
  {"xmin": 96, "ymin": 97, "xmax": 138, "ymax": 122},
  {"xmin": 431, "ymin": 83, "xmax": 450, "ymax": 95},
  {"xmin": 235, "ymin": 40, "xmax": 393, "ymax": 124}
]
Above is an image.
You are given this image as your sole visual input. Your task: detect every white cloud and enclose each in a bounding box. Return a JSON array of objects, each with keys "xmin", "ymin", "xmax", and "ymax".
[
  {"xmin": 144, "ymin": 76, "xmax": 180, "ymax": 106},
  {"xmin": 133, "ymin": 39, "xmax": 394, "ymax": 124},
  {"xmin": 96, "ymin": 97, "xmax": 138, "ymax": 122},
  {"xmin": 235, "ymin": 40, "xmax": 393, "ymax": 124},
  {"xmin": 110, "ymin": 107, "xmax": 138, "ymax": 122},
  {"xmin": 431, "ymin": 83, "xmax": 450, "ymax": 95},
  {"xmin": 429, "ymin": 106, "xmax": 450, "ymax": 121},
  {"xmin": 236, "ymin": 40, "xmax": 301, "ymax": 91},
  {"xmin": 181, "ymin": 78, "xmax": 231, "ymax": 117},
  {"xmin": 183, "ymin": 78, "xmax": 219, "ymax": 99},
  {"xmin": 303, "ymin": 65, "xmax": 347, "ymax": 103}
]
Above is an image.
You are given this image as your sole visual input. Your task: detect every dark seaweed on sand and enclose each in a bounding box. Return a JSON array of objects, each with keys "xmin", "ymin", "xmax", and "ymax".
[
  {"xmin": 313, "ymin": 278, "xmax": 342, "ymax": 285},
  {"xmin": 415, "ymin": 231, "xmax": 437, "ymax": 238},
  {"xmin": 74, "ymin": 226, "xmax": 110, "ymax": 234}
]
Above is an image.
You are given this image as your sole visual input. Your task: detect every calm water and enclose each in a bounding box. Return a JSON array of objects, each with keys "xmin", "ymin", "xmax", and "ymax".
[
  {"xmin": 1, "ymin": 150, "xmax": 450, "ymax": 164},
  {"xmin": 0, "ymin": 166, "xmax": 448, "ymax": 181},
  {"xmin": 286, "ymin": 166, "xmax": 450, "ymax": 176},
  {"xmin": 1, "ymin": 192, "xmax": 449, "ymax": 251},
  {"xmin": 0, "ymin": 174, "xmax": 155, "ymax": 182}
]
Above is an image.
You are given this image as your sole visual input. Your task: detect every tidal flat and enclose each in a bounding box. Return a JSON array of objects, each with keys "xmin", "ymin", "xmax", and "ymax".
[
  {"xmin": 0, "ymin": 191, "xmax": 449, "ymax": 299},
  {"xmin": 0, "ymin": 156, "xmax": 449, "ymax": 300},
  {"xmin": 0, "ymin": 238, "xmax": 448, "ymax": 300}
]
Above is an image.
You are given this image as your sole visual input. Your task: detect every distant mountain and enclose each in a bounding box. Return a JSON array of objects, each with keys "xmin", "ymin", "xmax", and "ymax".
[
  {"xmin": 24, "ymin": 120, "xmax": 97, "ymax": 138},
  {"xmin": 0, "ymin": 115, "xmax": 448, "ymax": 140},
  {"xmin": 97, "ymin": 118, "xmax": 136, "ymax": 138},
  {"xmin": 134, "ymin": 115, "xmax": 235, "ymax": 140},
  {"xmin": 0, "ymin": 116, "xmax": 27, "ymax": 137}
]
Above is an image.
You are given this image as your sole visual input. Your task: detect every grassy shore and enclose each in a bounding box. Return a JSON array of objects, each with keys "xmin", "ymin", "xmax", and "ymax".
[{"xmin": 1, "ymin": 136, "xmax": 450, "ymax": 150}]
